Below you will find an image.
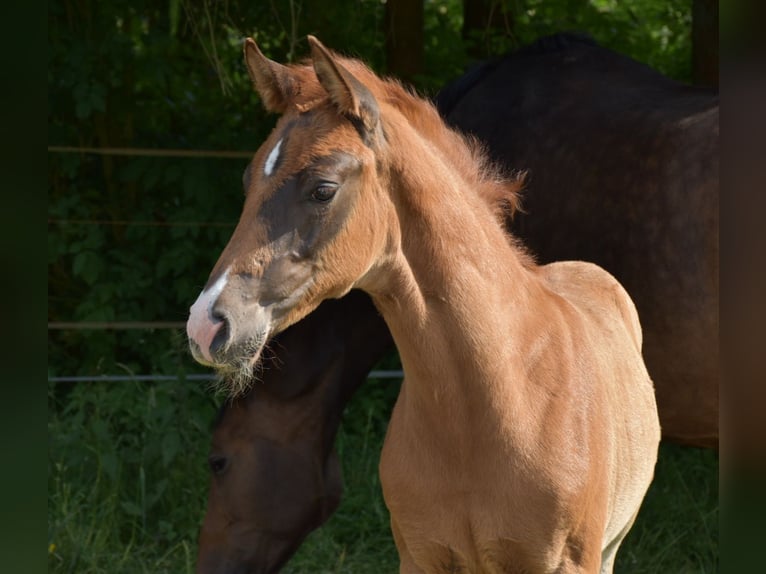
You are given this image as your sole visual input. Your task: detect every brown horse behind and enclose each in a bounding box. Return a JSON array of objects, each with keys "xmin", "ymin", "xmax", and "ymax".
[{"xmin": 187, "ymin": 38, "xmax": 660, "ymax": 572}]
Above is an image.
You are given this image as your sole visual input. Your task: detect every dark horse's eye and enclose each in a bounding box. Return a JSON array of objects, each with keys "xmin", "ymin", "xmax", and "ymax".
[
  {"xmin": 311, "ymin": 183, "xmax": 338, "ymax": 203},
  {"xmin": 208, "ymin": 455, "xmax": 228, "ymax": 476}
]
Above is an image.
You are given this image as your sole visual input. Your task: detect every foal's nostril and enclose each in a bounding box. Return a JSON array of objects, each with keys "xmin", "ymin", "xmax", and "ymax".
[
  {"xmin": 209, "ymin": 315, "xmax": 230, "ymax": 357},
  {"xmin": 210, "ymin": 308, "xmax": 226, "ymax": 324}
]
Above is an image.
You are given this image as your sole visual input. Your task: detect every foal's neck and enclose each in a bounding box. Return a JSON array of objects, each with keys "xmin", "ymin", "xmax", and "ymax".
[{"xmin": 370, "ymin": 116, "xmax": 545, "ymax": 420}]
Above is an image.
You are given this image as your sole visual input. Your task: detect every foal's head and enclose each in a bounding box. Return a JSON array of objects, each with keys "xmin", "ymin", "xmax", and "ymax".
[
  {"xmin": 186, "ymin": 36, "xmax": 521, "ymax": 390},
  {"xmin": 186, "ymin": 37, "xmax": 402, "ymax": 387}
]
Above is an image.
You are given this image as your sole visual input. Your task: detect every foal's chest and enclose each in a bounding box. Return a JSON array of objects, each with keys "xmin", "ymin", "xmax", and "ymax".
[{"xmin": 403, "ymin": 532, "xmax": 559, "ymax": 574}]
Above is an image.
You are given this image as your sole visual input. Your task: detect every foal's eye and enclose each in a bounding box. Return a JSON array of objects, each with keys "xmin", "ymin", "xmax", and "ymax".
[
  {"xmin": 208, "ymin": 455, "xmax": 228, "ymax": 476},
  {"xmin": 310, "ymin": 183, "xmax": 338, "ymax": 203}
]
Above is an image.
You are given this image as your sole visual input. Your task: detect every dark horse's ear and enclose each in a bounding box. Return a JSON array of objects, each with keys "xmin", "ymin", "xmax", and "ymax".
[
  {"xmin": 307, "ymin": 35, "xmax": 380, "ymax": 136},
  {"xmin": 243, "ymin": 38, "xmax": 297, "ymax": 113}
]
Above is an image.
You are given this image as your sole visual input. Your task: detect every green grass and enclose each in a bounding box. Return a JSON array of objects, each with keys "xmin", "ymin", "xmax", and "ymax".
[
  {"xmin": 48, "ymin": 380, "xmax": 213, "ymax": 574},
  {"xmin": 48, "ymin": 376, "xmax": 717, "ymax": 573},
  {"xmin": 616, "ymin": 444, "xmax": 719, "ymax": 573}
]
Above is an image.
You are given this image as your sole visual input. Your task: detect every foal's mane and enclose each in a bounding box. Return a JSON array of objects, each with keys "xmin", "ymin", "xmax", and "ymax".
[{"xmin": 283, "ymin": 53, "xmax": 525, "ymax": 232}]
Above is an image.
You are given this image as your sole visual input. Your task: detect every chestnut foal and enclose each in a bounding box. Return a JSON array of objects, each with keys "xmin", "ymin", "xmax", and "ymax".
[{"xmin": 187, "ymin": 38, "xmax": 660, "ymax": 573}]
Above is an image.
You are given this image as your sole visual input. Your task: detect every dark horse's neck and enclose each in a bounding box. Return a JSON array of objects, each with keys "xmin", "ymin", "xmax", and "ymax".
[{"xmin": 258, "ymin": 291, "xmax": 392, "ymax": 453}]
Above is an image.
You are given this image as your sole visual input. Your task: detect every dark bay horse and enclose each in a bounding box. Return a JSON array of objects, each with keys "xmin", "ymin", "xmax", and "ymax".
[
  {"xmin": 195, "ymin": 33, "xmax": 716, "ymax": 572},
  {"xmin": 437, "ymin": 32, "xmax": 719, "ymax": 450},
  {"xmin": 189, "ymin": 35, "xmax": 659, "ymax": 573}
]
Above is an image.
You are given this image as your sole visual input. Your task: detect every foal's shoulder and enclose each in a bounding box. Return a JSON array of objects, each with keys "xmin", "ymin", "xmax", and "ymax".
[
  {"xmin": 539, "ymin": 260, "xmax": 642, "ymax": 351},
  {"xmin": 541, "ymin": 260, "xmax": 619, "ymax": 290}
]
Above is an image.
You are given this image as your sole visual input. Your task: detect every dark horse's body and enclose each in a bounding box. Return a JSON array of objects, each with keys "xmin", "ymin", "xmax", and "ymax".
[
  {"xmin": 438, "ymin": 33, "xmax": 718, "ymax": 449},
  {"xmin": 197, "ymin": 34, "xmax": 718, "ymax": 573}
]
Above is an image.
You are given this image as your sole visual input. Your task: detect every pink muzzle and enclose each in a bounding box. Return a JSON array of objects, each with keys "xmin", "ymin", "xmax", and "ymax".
[{"xmin": 187, "ymin": 271, "xmax": 229, "ymax": 363}]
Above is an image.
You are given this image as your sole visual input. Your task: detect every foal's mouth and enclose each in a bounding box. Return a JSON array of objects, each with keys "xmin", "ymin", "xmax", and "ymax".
[{"xmin": 196, "ymin": 331, "xmax": 271, "ymax": 397}]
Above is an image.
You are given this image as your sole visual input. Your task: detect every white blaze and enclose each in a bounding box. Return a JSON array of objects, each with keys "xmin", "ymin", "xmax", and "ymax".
[
  {"xmin": 264, "ymin": 138, "xmax": 283, "ymax": 176},
  {"xmin": 187, "ymin": 268, "xmax": 230, "ymax": 362},
  {"xmin": 191, "ymin": 268, "xmax": 230, "ymax": 318}
]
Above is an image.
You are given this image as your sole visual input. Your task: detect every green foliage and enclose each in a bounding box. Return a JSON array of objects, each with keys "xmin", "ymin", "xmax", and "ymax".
[
  {"xmin": 461, "ymin": 0, "xmax": 692, "ymax": 81},
  {"xmin": 48, "ymin": 378, "xmax": 218, "ymax": 573},
  {"xmin": 418, "ymin": 0, "xmax": 467, "ymax": 93}
]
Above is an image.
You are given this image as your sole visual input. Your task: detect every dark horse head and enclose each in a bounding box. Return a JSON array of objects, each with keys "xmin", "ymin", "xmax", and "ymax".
[{"xmin": 196, "ymin": 292, "xmax": 391, "ymax": 574}]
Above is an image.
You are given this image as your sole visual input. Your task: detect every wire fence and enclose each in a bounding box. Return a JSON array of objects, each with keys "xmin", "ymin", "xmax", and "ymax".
[
  {"xmin": 48, "ymin": 144, "xmax": 403, "ymax": 385},
  {"xmin": 48, "ymin": 218, "xmax": 235, "ymax": 228},
  {"xmin": 48, "ymin": 145, "xmax": 254, "ymax": 159},
  {"xmin": 48, "ymin": 145, "xmax": 244, "ymax": 229},
  {"xmin": 48, "ymin": 321, "xmax": 186, "ymax": 330},
  {"xmin": 47, "ymin": 319, "xmax": 403, "ymax": 382},
  {"xmin": 47, "ymin": 370, "xmax": 404, "ymax": 383}
]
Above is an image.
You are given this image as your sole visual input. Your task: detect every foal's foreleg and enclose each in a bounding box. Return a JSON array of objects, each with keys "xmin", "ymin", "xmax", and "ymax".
[{"xmin": 598, "ymin": 508, "xmax": 641, "ymax": 574}]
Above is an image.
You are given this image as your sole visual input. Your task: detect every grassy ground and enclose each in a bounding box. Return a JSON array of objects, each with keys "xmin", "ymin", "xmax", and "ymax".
[{"xmin": 48, "ymin": 375, "xmax": 718, "ymax": 573}]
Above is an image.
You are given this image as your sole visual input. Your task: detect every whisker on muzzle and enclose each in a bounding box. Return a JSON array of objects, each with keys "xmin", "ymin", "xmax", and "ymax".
[{"xmin": 208, "ymin": 333, "xmax": 271, "ymax": 398}]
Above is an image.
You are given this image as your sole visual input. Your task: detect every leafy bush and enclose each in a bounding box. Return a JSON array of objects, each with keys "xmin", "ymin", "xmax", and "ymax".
[{"xmin": 48, "ymin": 379, "xmax": 218, "ymax": 573}]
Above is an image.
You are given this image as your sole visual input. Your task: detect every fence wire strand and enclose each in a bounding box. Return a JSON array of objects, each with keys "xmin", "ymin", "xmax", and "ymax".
[
  {"xmin": 48, "ymin": 143, "xmax": 402, "ymax": 384},
  {"xmin": 47, "ymin": 370, "xmax": 404, "ymax": 383}
]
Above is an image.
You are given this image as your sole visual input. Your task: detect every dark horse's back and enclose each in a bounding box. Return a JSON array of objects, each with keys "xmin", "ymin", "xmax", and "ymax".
[{"xmin": 438, "ymin": 33, "xmax": 719, "ymax": 448}]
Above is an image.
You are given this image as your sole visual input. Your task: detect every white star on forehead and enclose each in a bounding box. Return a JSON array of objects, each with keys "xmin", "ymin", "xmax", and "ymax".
[{"xmin": 264, "ymin": 138, "xmax": 283, "ymax": 176}]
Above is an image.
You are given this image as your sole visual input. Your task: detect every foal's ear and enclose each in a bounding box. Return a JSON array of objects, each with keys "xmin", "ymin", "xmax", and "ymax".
[
  {"xmin": 243, "ymin": 38, "xmax": 296, "ymax": 113},
  {"xmin": 307, "ymin": 35, "xmax": 380, "ymax": 135}
]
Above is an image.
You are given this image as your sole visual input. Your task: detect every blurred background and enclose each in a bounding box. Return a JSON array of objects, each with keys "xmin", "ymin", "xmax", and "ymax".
[{"xmin": 48, "ymin": 1, "xmax": 718, "ymax": 572}]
